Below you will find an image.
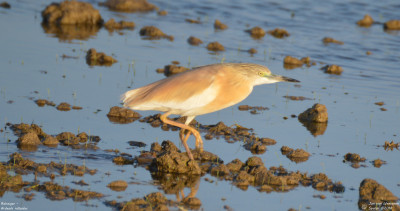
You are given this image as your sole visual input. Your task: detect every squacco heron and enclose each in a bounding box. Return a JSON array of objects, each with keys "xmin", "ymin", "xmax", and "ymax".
[{"xmin": 122, "ymin": 63, "xmax": 299, "ymax": 160}]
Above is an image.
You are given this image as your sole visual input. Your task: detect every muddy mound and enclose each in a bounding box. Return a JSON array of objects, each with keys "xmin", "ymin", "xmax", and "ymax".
[
  {"xmin": 100, "ymin": 0, "xmax": 157, "ymax": 12},
  {"xmin": 298, "ymin": 104, "xmax": 328, "ymax": 123},
  {"xmin": 107, "ymin": 106, "xmax": 141, "ymax": 124},
  {"xmin": 358, "ymin": 179, "xmax": 399, "ymax": 210},
  {"xmin": 41, "ymin": 1, "xmax": 103, "ymax": 41},
  {"xmin": 86, "ymin": 48, "xmax": 117, "ymax": 66},
  {"xmin": 42, "ymin": 1, "xmax": 103, "ymax": 25},
  {"xmin": 139, "ymin": 26, "xmax": 173, "ymax": 41}
]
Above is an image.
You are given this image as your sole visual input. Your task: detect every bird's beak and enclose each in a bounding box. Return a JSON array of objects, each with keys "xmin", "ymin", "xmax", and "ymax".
[{"xmin": 268, "ymin": 74, "xmax": 300, "ymax": 83}]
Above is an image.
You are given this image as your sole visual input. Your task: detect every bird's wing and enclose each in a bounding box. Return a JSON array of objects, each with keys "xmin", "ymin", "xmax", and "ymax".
[{"xmin": 122, "ymin": 65, "xmax": 220, "ymax": 113}]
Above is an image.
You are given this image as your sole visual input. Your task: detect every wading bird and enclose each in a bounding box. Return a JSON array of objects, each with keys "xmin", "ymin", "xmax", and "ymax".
[{"xmin": 122, "ymin": 63, "xmax": 299, "ymax": 160}]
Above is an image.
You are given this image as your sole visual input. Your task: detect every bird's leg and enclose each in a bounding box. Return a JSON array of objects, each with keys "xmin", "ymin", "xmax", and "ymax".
[{"xmin": 160, "ymin": 112, "xmax": 204, "ymax": 160}]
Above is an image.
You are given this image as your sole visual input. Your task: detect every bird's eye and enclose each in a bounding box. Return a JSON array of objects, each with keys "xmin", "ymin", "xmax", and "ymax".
[{"xmin": 258, "ymin": 72, "xmax": 264, "ymax": 76}]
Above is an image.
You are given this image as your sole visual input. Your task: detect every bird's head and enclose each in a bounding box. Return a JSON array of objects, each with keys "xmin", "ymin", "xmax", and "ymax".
[{"xmin": 230, "ymin": 63, "xmax": 300, "ymax": 86}]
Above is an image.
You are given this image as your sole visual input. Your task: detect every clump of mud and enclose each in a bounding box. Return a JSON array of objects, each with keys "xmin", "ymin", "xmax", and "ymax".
[
  {"xmin": 157, "ymin": 10, "xmax": 167, "ymax": 16},
  {"xmin": 0, "ymin": 2, "xmax": 11, "ymax": 9},
  {"xmin": 283, "ymin": 56, "xmax": 314, "ymax": 69},
  {"xmin": 106, "ymin": 192, "xmax": 177, "ymax": 210},
  {"xmin": 321, "ymin": 64, "xmax": 343, "ymax": 75},
  {"xmin": 156, "ymin": 64, "xmax": 189, "ymax": 76},
  {"xmin": 298, "ymin": 104, "xmax": 328, "ymax": 123},
  {"xmin": 206, "ymin": 41, "xmax": 225, "ymax": 51},
  {"xmin": 104, "ymin": 18, "xmax": 135, "ymax": 32},
  {"xmin": 210, "ymin": 156, "xmax": 344, "ymax": 193},
  {"xmin": 248, "ymin": 48, "xmax": 257, "ymax": 55},
  {"xmin": 283, "ymin": 96, "xmax": 312, "ymax": 101},
  {"xmin": 9, "ymin": 122, "xmax": 100, "ymax": 150},
  {"xmin": 322, "ymin": 37, "xmax": 344, "ymax": 45},
  {"xmin": 187, "ymin": 36, "xmax": 203, "ymax": 46},
  {"xmin": 358, "ymin": 179, "xmax": 399, "ymax": 210},
  {"xmin": 343, "ymin": 153, "xmax": 366, "ymax": 168},
  {"xmin": 139, "ymin": 26, "xmax": 173, "ymax": 41},
  {"xmin": 298, "ymin": 104, "xmax": 328, "ymax": 136},
  {"xmin": 185, "ymin": 18, "xmax": 201, "ymax": 24},
  {"xmin": 35, "ymin": 99, "xmax": 81, "ymax": 110},
  {"xmin": 214, "ymin": 19, "xmax": 228, "ymax": 30},
  {"xmin": 357, "ymin": 14, "xmax": 374, "ymax": 27},
  {"xmin": 41, "ymin": 1, "xmax": 103, "ymax": 41},
  {"xmin": 246, "ymin": 26, "xmax": 266, "ymax": 39},
  {"xmin": 384, "ymin": 20, "xmax": 400, "ymax": 30},
  {"xmin": 371, "ymin": 159, "xmax": 386, "ymax": 168},
  {"xmin": 86, "ymin": 48, "xmax": 117, "ymax": 66},
  {"xmin": 382, "ymin": 141, "xmax": 399, "ymax": 151},
  {"xmin": 42, "ymin": 1, "xmax": 103, "ymax": 25},
  {"xmin": 238, "ymin": 105, "xmax": 268, "ymax": 115},
  {"xmin": 35, "ymin": 99, "xmax": 56, "ymax": 107},
  {"xmin": 107, "ymin": 180, "xmax": 128, "ymax": 191},
  {"xmin": 56, "ymin": 102, "xmax": 71, "ymax": 111},
  {"xmin": 107, "ymin": 106, "xmax": 141, "ymax": 124},
  {"xmin": 6, "ymin": 152, "xmax": 97, "ymax": 177},
  {"xmin": 281, "ymin": 146, "xmax": 311, "ymax": 163},
  {"xmin": 99, "ymin": 0, "xmax": 157, "ymax": 12},
  {"xmin": 268, "ymin": 28, "xmax": 290, "ymax": 38},
  {"xmin": 149, "ymin": 140, "xmax": 221, "ymax": 175}
]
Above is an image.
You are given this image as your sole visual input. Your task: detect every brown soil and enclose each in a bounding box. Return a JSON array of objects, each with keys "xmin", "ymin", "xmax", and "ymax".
[
  {"xmin": 358, "ymin": 179, "xmax": 399, "ymax": 210},
  {"xmin": 283, "ymin": 56, "xmax": 314, "ymax": 69},
  {"xmin": 10, "ymin": 123, "xmax": 100, "ymax": 150},
  {"xmin": 372, "ymin": 159, "xmax": 386, "ymax": 168},
  {"xmin": 343, "ymin": 153, "xmax": 366, "ymax": 163},
  {"xmin": 206, "ymin": 42, "xmax": 225, "ymax": 51},
  {"xmin": 283, "ymin": 96, "xmax": 312, "ymax": 101},
  {"xmin": 17, "ymin": 132, "xmax": 41, "ymax": 148},
  {"xmin": 35, "ymin": 99, "xmax": 56, "ymax": 107},
  {"xmin": 139, "ymin": 26, "xmax": 173, "ymax": 41},
  {"xmin": 187, "ymin": 36, "xmax": 203, "ymax": 46},
  {"xmin": 86, "ymin": 48, "xmax": 117, "ymax": 66},
  {"xmin": 238, "ymin": 105, "xmax": 268, "ymax": 115},
  {"xmin": 383, "ymin": 141, "xmax": 399, "ymax": 151},
  {"xmin": 107, "ymin": 180, "xmax": 128, "ymax": 191},
  {"xmin": 384, "ymin": 20, "xmax": 400, "ymax": 30},
  {"xmin": 42, "ymin": 1, "xmax": 103, "ymax": 25},
  {"xmin": 56, "ymin": 102, "xmax": 71, "ymax": 111},
  {"xmin": 41, "ymin": 1, "xmax": 102, "ymax": 41},
  {"xmin": 268, "ymin": 28, "xmax": 290, "ymax": 38},
  {"xmin": 107, "ymin": 106, "xmax": 142, "ymax": 124},
  {"xmin": 281, "ymin": 146, "xmax": 311, "ymax": 163},
  {"xmin": 298, "ymin": 103, "xmax": 328, "ymax": 123},
  {"xmin": 99, "ymin": 0, "xmax": 157, "ymax": 13},
  {"xmin": 149, "ymin": 140, "xmax": 220, "ymax": 175},
  {"xmin": 106, "ymin": 192, "xmax": 176, "ymax": 210},
  {"xmin": 322, "ymin": 64, "xmax": 343, "ymax": 75},
  {"xmin": 156, "ymin": 64, "xmax": 189, "ymax": 76},
  {"xmin": 0, "ymin": 2, "xmax": 10, "ymax": 9},
  {"xmin": 185, "ymin": 18, "xmax": 201, "ymax": 24},
  {"xmin": 41, "ymin": 23, "xmax": 101, "ymax": 41},
  {"xmin": 214, "ymin": 19, "xmax": 228, "ymax": 30},
  {"xmin": 104, "ymin": 18, "xmax": 135, "ymax": 32},
  {"xmin": 157, "ymin": 10, "xmax": 167, "ymax": 16},
  {"xmin": 322, "ymin": 37, "xmax": 344, "ymax": 45},
  {"xmin": 248, "ymin": 48, "xmax": 257, "ymax": 55},
  {"xmin": 246, "ymin": 26, "xmax": 266, "ymax": 39},
  {"xmin": 357, "ymin": 14, "xmax": 374, "ymax": 27}
]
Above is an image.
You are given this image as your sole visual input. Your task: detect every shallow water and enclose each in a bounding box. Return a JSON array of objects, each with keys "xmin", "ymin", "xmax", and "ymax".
[{"xmin": 1, "ymin": 0, "xmax": 399, "ymax": 210}]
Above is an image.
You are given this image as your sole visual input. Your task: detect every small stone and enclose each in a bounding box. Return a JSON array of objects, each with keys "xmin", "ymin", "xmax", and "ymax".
[
  {"xmin": 206, "ymin": 42, "xmax": 225, "ymax": 51},
  {"xmin": 357, "ymin": 14, "xmax": 374, "ymax": 27},
  {"xmin": 187, "ymin": 36, "xmax": 203, "ymax": 46}
]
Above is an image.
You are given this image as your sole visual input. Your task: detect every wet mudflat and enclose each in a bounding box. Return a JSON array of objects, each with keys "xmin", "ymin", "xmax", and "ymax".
[{"xmin": 1, "ymin": 0, "xmax": 400, "ymax": 210}]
